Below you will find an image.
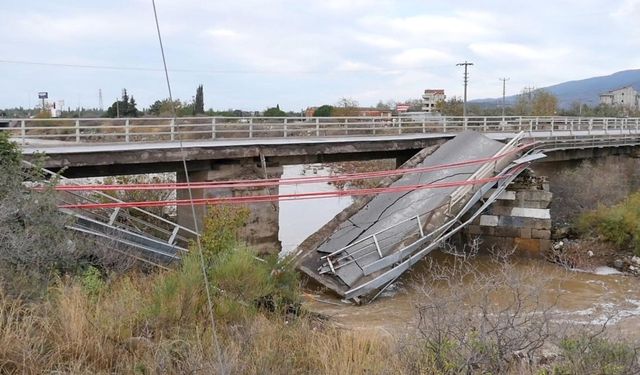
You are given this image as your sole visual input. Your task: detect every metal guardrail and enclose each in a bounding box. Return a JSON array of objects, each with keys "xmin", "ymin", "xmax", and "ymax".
[
  {"xmin": 3, "ymin": 116, "xmax": 640, "ymax": 145},
  {"xmin": 24, "ymin": 161, "xmax": 197, "ymax": 263}
]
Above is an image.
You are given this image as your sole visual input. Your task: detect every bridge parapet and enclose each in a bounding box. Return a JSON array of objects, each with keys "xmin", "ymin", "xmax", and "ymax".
[{"xmin": 4, "ymin": 115, "xmax": 640, "ymax": 145}]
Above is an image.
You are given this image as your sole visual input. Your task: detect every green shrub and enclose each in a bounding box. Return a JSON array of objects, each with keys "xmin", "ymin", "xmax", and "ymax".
[
  {"xmin": 555, "ymin": 336, "xmax": 639, "ymax": 375},
  {"xmin": 578, "ymin": 192, "xmax": 640, "ymax": 255},
  {"xmin": 147, "ymin": 205, "xmax": 300, "ymax": 327},
  {"xmin": 80, "ymin": 266, "xmax": 106, "ymax": 299},
  {"xmin": 200, "ymin": 204, "xmax": 250, "ymax": 258}
]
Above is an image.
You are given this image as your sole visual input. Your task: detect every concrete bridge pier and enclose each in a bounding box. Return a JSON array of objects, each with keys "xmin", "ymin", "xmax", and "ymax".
[
  {"xmin": 177, "ymin": 159, "xmax": 283, "ymax": 255},
  {"xmin": 464, "ymin": 171, "xmax": 552, "ymax": 257}
]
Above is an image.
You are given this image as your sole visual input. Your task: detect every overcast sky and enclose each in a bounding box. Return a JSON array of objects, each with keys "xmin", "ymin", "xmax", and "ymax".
[{"xmin": 1, "ymin": 0, "xmax": 639, "ymax": 111}]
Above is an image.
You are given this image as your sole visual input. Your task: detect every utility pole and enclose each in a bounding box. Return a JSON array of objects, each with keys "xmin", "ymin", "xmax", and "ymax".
[
  {"xmin": 499, "ymin": 77, "xmax": 510, "ymax": 119},
  {"xmin": 456, "ymin": 61, "xmax": 474, "ymax": 117}
]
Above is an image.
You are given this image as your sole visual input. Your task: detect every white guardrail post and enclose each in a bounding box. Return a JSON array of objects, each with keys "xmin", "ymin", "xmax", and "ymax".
[
  {"xmin": 315, "ymin": 117, "xmax": 320, "ymax": 136},
  {"xmin": 75, "ymin": 119, "xmax": 80, "ymax": 143},
  {"xmin": 125, "ymin": 118, "xmax": 130, "ymax": 142},
  {"xmin": 20, "ymin": 119, "xmax": 26, "ymax": 145},
  {"xmin": 170, "ymin": 118, "xmax": 176, "ymax": 141},
  {"xmin": 211, "ymin": 118, "xmax": 216, "ymax": 139}
]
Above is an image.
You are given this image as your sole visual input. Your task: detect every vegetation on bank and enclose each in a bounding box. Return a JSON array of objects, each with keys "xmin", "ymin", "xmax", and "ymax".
[
  {"xmin": 549, "ymin": 157, "xmax": 640, "ymax": 267},
  {"xmin": 578, "ymin": 192, "xmax": 640, "ymax": 256}
]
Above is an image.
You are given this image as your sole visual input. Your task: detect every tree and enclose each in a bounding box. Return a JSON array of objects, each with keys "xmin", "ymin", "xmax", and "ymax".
[
  {"xmin": 332, "ymin": 97, "xmax": 359, "ymax": 116},
  {"xmin": 313, "ymin": 105, "xmax": 333, "ymax": 117},
  {"xmin": 105, "ymin": 89, "xmax": 139, "ymax": 118},
  {"xmin": 147, "ymin": 99, "xmax": 184, "ymax": 117},
  {"xmin": 263, "ymin": 104, "xmax": 286, "ymax": 117},
  {"xmin": 531, "ymin": 89, "xmax": 558, "ymax": 116},
  {"xmin": 193, "ymin": 84, "xmax": 204, "ymax": 115},
  {"xmin": 435, "ymin": 97, "xmax": 464, "ymax": 116}
]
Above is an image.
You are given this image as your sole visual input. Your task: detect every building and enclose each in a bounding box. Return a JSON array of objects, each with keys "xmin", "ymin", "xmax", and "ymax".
[
  {"xmin": 356, "ymin": 108, "xmax": 392, "ymax": 117},
  {"xmin": 422, "ymin": 89, "xmax": 445, "ymax": 113},
  {"xmin": 599, "ymin": 86, "xmax": 640, "ymax": 110}
]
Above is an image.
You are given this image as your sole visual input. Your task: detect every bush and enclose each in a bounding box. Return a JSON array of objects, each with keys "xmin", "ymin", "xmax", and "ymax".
[
  {"xmin": 147, "ymin": 204, "xmax": 300, "ymax": 327},
  {"xmin": 578, "ymin": 192, "xmax": 640, "ymax": 255},
  {"xmin": 554, "ymin": 336, "xmax": 639, "ymax": 375},
  {"xmin": 550, "ymin": 157, "xmax": 640, "ymax": 225},
  {"xmin": 0, "ymin": 133, "xmax": 83, "ymax": 298}
]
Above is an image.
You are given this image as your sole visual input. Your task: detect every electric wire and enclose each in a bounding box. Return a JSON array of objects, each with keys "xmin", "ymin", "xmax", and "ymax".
[
  {"xmin": 151, "ymin": 1, "xmax": 225, "ymax": 372},
  {"xmin": 50, "ymin": 142, "xmax": 534, "ymax": 192},
  {"xmin": 59, "ymin": 172, "xmax": 516, "ymax": 209}
]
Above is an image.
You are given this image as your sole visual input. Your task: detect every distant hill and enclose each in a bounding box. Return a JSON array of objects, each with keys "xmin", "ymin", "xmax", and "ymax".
[{"xmin": 473, "ymin": 69, "xmax": 640, "ymax": 109}]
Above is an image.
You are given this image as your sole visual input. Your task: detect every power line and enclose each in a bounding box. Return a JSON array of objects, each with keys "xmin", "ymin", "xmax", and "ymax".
[
  {"xmin": 151, "ymin": 1, "xmax": 226, "ymax": 373},
  {"xmin": 0, "ymin": 58, "xmax": 452, "ymax": 76},
  {"xmin": 456, "ymin": 61, "xmax": 474, "ymax": 117}
]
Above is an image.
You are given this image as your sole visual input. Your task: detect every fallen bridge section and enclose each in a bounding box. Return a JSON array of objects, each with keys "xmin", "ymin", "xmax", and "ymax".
[
  {"xmin": 26, "ymin": 162, "xmax": 195, "ymax": 267},
  {"xmin": 296, "ymin": 131, "xmax": 540, "ymax": 302}
]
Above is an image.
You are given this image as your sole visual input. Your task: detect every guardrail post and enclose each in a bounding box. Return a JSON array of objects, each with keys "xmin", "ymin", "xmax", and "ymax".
[
  {"xmin": 588, "ymin": 118, "xmax": 593, "ymax": 135},
  {"xmin": 463, "ymin": 117, "xmax": 467, "ymax": 131},
  {"xmin": 373, "ymin": 119, "xmax": 377, "ymax": 135},
  {"xmin": 283, "ymin": 118, "xmax": 288, "ymax": 137},
  {"xmin": 249, "ymin": 118, "xmax": 253, "ymax": 138},
  {"xmin": 170, "ymin": 118, "xmax": 176, "ymax": 141},
  {"xmin": 398, "ymin": 117, "xmax": 402, "ymax": 134},
  {"xmin": 20, "ymin": 120, "xmax": 26, "ymax": 145},
  {"xmin": 315, "ymin": 117, "xmax": 320, "ymax": 136},
  {"xmin": 125, "ymin": 118, "xmax": 130, "ymax": 142},
  {"xmin": 211, "ymin": 118, "xmax": 216, "ymax": 139},
  {"xmin": 344, "ymin": 118, "xmax": 348, "ymax": 135},
  {"xmin": 75, "ymin": 119, "xmax": 80, "ymax": 143},
  {"xmin": 605, "ymin": 118, "xmax": 608, "ymax": 134},
  {"xmin": 443, "ymin": 117, "xmax": 447, "ymax": 133},
  {"xmin": 422, "ymin": 118, "xmax": 426, "ymax": 133},
  {"xmin": 484, "ymin": 117, "xmax": 488, "ymax": 132},
  {"xmin": 518, "ymin": 116, "xmax": 522, "ymax": 131},
  {"xmin": 550, "ymin": 118, "xmax": 554, "ymax": 136}
]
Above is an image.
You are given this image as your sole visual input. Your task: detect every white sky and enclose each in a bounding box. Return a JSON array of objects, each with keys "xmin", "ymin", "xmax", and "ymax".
[{"xmin": 1, "ymin": 0, "xmax": 639, "ymax": 111}]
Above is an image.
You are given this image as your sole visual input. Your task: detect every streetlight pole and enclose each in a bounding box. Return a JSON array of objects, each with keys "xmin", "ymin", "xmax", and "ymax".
[{"xmin": 499, "ymin": 77, "xmax": 510, "ymax": 119}]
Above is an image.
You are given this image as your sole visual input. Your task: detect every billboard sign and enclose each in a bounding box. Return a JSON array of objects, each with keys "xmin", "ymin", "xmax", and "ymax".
[{"xmin": 38, "ymin": 92, "xmax": 48, "ymax": 99}]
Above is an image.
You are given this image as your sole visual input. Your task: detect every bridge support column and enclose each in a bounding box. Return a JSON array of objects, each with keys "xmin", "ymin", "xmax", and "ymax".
[
  {"xmin": 464, "ymin": 172, "xmax": 552, "ymax": 257},
  {"xmin": 177, "ymin": 160, "xmax": 283, "ymax": 255}
]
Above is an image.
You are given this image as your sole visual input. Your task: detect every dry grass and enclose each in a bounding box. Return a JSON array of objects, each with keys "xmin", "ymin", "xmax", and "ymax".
[{"xmin": 0, "ymin": 275, "xmax": 405, "ymax": 374}]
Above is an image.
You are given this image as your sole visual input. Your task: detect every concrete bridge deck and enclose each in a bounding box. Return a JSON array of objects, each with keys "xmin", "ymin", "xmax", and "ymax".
[{"xmin": 13, "ymin": 129, "xmax": 640, "ymax": 177}]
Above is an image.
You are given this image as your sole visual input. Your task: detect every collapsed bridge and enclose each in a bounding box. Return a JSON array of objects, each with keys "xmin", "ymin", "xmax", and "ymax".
[{"xmin": 295, "ymin": 131, "xmax": 544, "ymax": 302}]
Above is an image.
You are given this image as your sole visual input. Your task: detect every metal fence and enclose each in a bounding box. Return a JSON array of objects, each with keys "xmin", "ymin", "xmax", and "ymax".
[{"xmin": 3, "ymin": 116, "xmax": 640, "ymax": 145}]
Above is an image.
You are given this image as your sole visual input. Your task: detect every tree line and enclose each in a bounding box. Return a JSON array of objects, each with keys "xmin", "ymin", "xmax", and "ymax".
[{"xmin": 3, "ymin": 86, "xmax": 639, "ymax": 119}]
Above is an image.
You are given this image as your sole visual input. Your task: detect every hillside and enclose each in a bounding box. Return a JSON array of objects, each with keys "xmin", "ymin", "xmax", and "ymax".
[{"xmin": 473, "ymin": 69, "xmax": 640, "ymax": 108}]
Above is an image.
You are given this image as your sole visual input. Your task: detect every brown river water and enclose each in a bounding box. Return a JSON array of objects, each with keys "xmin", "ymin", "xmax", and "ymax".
[
  {"xmin": 304, "ymin": 253, "xmax": 640, "ymax": 337},
  {"xmin": 278, "ymin": 164, "xmax": 640, "ymax": 337}
]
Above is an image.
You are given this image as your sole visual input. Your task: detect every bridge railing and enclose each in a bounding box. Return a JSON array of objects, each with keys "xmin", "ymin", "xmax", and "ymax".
[{"xmin": 3, "ymin": 116, "xmax": 640, "ymax": 144}]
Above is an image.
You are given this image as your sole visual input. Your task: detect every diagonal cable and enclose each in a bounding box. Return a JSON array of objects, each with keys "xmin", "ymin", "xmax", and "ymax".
[{"xmin": 151, "ymin": 1, "xmax": 226, "ymax": 372}]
